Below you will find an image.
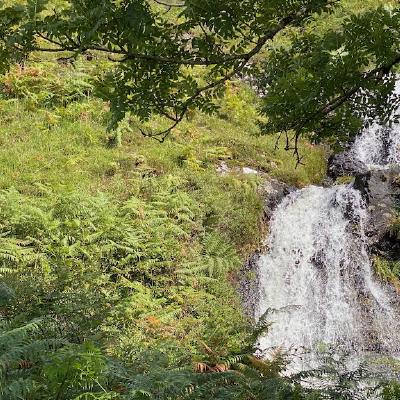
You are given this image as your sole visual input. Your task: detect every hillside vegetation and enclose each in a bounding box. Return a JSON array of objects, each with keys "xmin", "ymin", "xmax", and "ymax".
[
  {"xmin": 0, "ymin": 55, "xmax": 329, "ymax": 399},
  {"xmin": 1, "ymin": 0, "xmax": 399, "ymax": 397}
]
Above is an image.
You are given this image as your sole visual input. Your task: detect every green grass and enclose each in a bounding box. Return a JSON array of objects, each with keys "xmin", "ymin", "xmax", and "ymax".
[
  {"xmin": 374, "ymin": 257, "xmax": 400, "ymax": 292},
  {"xmin": 0, "ymin": 59, "xmax": 327, "ymax": 257},
  {"xmin": 0, "ymin": 60, "xmax": 326, "ymax": 254},
  {"xmin": 0, "ymin": 73, "xmax": 326, "ymax": 191},
  {"xmin": 0, "ymin": 100, "xmax": 114, "ymax": 192}
]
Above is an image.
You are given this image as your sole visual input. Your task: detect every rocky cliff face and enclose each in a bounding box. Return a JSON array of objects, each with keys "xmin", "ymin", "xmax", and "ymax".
[
  {"xmin": 329, "ymin": 154, "xmax": 400, "ymax": 264},
  {"xmin": 359, "ymin": 170, "xmax": 400, "ymax": 265},
  {"xmin": 354, "ymin": 168, "xmax": 400, "ymax": 245},
  {"xmin": 328, "ymin": 151, "xmax": 365, "ymax": 179}
]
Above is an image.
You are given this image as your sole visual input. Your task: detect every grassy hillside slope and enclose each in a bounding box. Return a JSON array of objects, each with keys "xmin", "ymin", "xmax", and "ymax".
[{"xmin": 0, "ymin": 56, "xmax": 327, "ymax": 396}]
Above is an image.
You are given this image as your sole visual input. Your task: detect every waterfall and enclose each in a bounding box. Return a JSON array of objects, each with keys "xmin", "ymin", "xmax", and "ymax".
[
  {"xmin": 352, "ymin": 81, "xmax": 400, "ymax": 168},
  {"xmin": 256, "ymin": 185, "xmax": 400, "ymax": 369},
  {"xmin": 352, "ymin": 124, "xmax": 400, "ymax": 168},
  {"xmin": 256, "ymin": 95, "xmax": 400, "ymax": 373}
]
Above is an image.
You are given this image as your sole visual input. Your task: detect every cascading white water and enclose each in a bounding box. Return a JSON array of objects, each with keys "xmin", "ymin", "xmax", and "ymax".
[
  {"xmin": 352, "ymin": 124, "xmax": 400, "ymax": 168},
  {"xmin": 256, "ymin": 185, "xmax": 400, "ymax": 370},
  {"xmin": 352, "ymin": 82, "xmax": 400, "ymax": 168},
  {"xmin": 256, "ymin": 90, "xmax": 400, "ymax": 373}
]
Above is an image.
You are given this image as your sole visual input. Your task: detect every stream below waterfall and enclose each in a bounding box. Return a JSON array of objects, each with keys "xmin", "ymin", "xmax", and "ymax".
[{"xmin": 256, "ymin": 91, "xmax": 400, "ymax": 383}]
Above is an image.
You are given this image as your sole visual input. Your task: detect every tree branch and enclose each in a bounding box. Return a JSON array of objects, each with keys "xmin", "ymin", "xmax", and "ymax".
[
  {"xmin": 293, "ymin": 53, "xmax": 400, "ymax": 132},
  {"xmin": 282, "ymin": 53, "xmax": 400, "ymax": 165},
  {"xmin": 141, "ymin": 1, "xmax": 340, "ymax": 141},
  {"xmin": 31, "ymin": 38, "xmax": 259, "ymax": 66},
  {"xmin": 153, "ymin": 0, "xmax": 185, "ymax": 7},
  {"xmin": 26, "ymin": 0, "xmax": 337, "ymax": 144},
  {"xmin": 141, "ymin": 14, "xmax": 299, "ymax": 142}
]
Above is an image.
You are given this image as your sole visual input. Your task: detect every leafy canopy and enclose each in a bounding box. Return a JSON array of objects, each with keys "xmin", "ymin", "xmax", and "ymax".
[
  {"xmin": 260, "ymin": 4, "xmax": 400, "ymax": 159},
  {"xmin": 3, "ymin": 0, "xmax": 399, "ymax": 155}
]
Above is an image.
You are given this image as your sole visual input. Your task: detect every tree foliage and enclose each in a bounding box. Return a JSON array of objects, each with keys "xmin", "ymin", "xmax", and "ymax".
[
  {"xmin": 0, "ymin": 3, "xmax": 359, "ymax": 137},
  {"xmin": 259, "ymin": 4, "xmax": 400, "ymax": 160},
  {"xmin": 1, "ymin": 0, "xmax": 399, "ymax": 157}
]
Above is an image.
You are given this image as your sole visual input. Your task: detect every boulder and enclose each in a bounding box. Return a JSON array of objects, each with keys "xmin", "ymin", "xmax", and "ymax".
[
  {"xmin": 260, "ymin": 178, "xmax": 295, "ymax": 221},
  {"xmin": 354, "ymin": 167, "xmax": 400, "ymax": 247},
  {"xmin": 242, "ymin": 167, "xmax": 259, "ymax": 175},
  {"xmin": 216, "ymin": 161, "xmax": 230, "ymax": 176},
  {"xmin": 328, "ymin": 151, "xmax": 367, "ymax": 179}
]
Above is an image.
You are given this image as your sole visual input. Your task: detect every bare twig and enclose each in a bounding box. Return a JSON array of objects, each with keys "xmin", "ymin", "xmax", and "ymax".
[{"xmin": 273, "ymin": 132, "xmax": 282, "ymax": 151}]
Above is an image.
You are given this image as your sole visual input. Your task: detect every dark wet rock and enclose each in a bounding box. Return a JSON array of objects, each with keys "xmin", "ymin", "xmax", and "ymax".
[
  {"xmin": 328, "ymin": 142, "xmax": 400, "ymax": 262},
  {"xmin": 328, "ymin": 151, "xmax": 367, "ymax": 179},
  {"xmin": 238, "ymin": 253, "xmax": 261, "ymax": 320},
  {"xmin": 260, "ymin": 179, "xmax": 295, "ymax": 221},
  {"xmin": 372, "ymin": 231, "xmax": 400, "ymax": 262},
  {"xmin": 354, "ymin": 167, "xmax": 400, "ymax": 247}
]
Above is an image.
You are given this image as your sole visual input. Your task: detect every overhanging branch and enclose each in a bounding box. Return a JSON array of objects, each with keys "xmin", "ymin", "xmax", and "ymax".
[
  {"xmin": 294, "ymin": 53, "xmax": 400, "ymax": 132},
  {"xmin": 140, "ymin": 13, "xmax": 298, "ymax": 142},
  {"xmin": 140, "ymin": 1, "xmax": 340, "ymax": 142},
  {"xmin": 281, "ymin": 53, "xmax": 400, "ymax": 166}
]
